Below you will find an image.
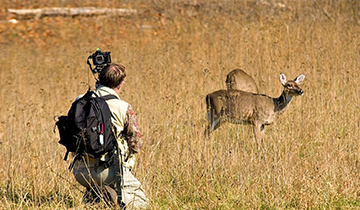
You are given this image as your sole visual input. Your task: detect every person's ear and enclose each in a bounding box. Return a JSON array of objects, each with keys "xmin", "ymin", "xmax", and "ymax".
[
  {"xmin": 119, "ymin": 80, "xmax": 125, "ymax": 89},
  {"xmin": 114, "ymin": 81, "xmax": 124, "ymax": 93}
]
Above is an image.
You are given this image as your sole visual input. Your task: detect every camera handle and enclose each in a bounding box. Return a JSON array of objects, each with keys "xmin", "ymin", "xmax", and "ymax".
[
  {"xmin": 87, "ymin": 55, "xmax": 97, "ymax": 74},
  {"xmin": 87, "ymin": 55, "xmax": 100, "ymax": 89}
]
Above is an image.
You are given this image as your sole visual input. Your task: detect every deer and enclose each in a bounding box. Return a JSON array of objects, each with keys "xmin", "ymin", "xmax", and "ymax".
[
  {"xmin": 225, "ymin": 69, "xmax": 259, "ymax": 93},
  {"xmin": 205, "ymin": 73, "xmax": 305, "ymax": 151}
]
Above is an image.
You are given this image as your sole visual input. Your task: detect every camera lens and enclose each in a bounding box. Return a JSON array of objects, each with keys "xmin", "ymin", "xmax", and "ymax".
[{"xmin": 95, "ymin": 55, "xmax": 104, "ymax": 64}]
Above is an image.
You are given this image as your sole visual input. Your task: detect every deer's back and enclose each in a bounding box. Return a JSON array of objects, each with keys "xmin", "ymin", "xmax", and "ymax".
[{"xmin": 226, "ymin": 69, "xmax": 259, "ymax": 93}]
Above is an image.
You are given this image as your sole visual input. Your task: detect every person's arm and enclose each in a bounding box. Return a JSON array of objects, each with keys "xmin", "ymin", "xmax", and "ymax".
[{"xmin": 122, "ymin": 104, "xmax": 143, "ymax": 153}]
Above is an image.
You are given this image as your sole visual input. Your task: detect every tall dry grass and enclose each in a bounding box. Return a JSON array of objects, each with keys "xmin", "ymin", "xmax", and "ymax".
[{"xmin": 0, "ymin": 0, "xmax": 360, "ymax": 209}]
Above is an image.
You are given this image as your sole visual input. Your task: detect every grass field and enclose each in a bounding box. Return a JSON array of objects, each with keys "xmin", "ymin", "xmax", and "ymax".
[{"xmin": 0, "ymin": 0, "xmax": 360, "ymax": 209}]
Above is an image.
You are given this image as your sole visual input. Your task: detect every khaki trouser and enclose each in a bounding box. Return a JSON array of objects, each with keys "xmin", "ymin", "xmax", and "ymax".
[{"xmin": 72, "ymin": 156, "xmax": 149, "ymax": 209}]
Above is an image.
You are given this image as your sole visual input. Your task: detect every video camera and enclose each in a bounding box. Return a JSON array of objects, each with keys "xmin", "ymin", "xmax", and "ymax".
[{"xmin": 87, "ymin": 48, "xmax": 111, "ymax": 74}]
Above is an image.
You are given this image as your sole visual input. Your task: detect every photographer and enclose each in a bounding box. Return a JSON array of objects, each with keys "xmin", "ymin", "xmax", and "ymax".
[{"xmin": 72, "ymin": 63, "xmax": 149, "ymax": 209}]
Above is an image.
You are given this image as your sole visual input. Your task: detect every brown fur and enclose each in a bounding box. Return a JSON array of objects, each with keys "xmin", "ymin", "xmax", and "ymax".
[
  {"xmin": 225, "ymin": 69, "xmax": 259, "ymax": 93},
  {"xmin": 206, "ymin": 73, "xmax": 305, "ymax": 151}
]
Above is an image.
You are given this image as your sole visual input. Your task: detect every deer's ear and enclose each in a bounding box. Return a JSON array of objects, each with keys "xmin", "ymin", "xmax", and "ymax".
[
  {"xmin": 294, "ymin": 74, "xmax": 305, "ymax": 85},
  {"xmin": 279, "ymin": 73, "xmax": 287, "ymax": 85}
]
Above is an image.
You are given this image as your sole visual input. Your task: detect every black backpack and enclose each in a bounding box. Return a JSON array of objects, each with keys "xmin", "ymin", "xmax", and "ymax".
[{"xmin": 55, "ymin": 90, "xmax": 118, "ymax": 161}]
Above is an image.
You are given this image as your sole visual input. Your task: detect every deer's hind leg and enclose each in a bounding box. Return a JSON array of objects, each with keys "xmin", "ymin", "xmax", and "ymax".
[{"xmin": 204, "ymin": 110, "xmax": 222, "ymax": 137}]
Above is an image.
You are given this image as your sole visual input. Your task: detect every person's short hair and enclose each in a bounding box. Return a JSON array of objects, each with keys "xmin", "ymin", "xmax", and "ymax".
[{"xmin": 99, "ymin": 63, "xmax": 126, "ymax": 89}]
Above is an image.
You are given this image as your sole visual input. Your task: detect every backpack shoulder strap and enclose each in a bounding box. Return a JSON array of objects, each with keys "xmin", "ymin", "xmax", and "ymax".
[
  {"xmin": 101, "ymin": 94, "xmax": 118, "ymax": 101},
  {"xmin": 91, "ymin": 91, "xmax": 118, "ymax": 101}
]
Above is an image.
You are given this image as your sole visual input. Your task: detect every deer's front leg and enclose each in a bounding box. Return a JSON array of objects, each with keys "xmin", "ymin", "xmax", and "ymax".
[{"xmin": 253, "ymin": 122, "xmax": 265, "ymax": 152}]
